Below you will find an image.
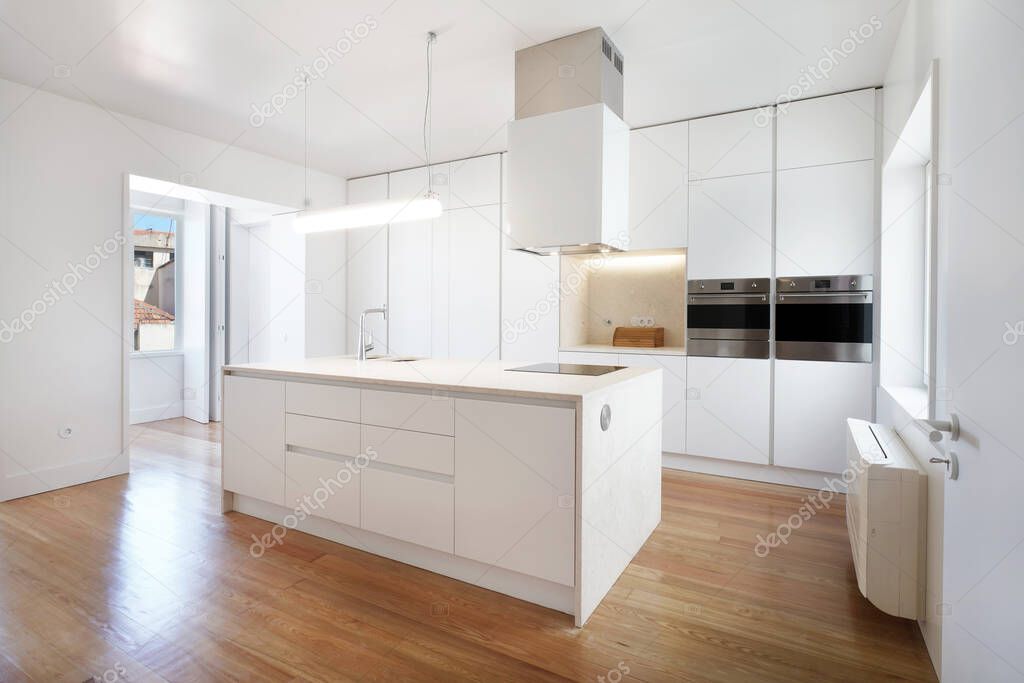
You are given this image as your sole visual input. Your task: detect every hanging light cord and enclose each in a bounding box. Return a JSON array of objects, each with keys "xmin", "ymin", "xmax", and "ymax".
[{"xmin": 424, "ymin": 32, "xmax": 436, "ymax": 195}]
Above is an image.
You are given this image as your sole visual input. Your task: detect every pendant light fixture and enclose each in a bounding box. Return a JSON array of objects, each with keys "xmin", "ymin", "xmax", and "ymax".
[{"xmin": 294, "ymin": 32, "xmax": 442, "ymax": 234}]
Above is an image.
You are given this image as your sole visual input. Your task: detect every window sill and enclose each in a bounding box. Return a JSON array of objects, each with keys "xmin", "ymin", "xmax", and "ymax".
[
  {"xmin": 131, "ymin": 350, "xmax": 184, "ymax": 359},
  {"xmin": 881, "ymin": 384, "xmax": 930, "ymax": 420}
]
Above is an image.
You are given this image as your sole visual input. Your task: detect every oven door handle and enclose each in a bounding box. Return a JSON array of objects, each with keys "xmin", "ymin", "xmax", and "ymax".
[
  {"xmin": 688, "ymin": 294, "xmax": 768, "ymax": 304},
  {"xmin": 777, "ymin": 292, "xmax": 872, "ymax": 303}
]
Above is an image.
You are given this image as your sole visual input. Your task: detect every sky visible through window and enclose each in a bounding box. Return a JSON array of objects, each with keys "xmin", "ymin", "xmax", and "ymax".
[{"xmin": 133, "ymin": 212, "xmax": 177, "ymax": 232}]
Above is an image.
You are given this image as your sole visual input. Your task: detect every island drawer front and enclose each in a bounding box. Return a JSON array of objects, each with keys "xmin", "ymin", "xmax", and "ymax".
[
  {"xmin": 285, "ymin": 451, "xmax": 360, "ymax": 527},
  {"xmin": 286, "ymin": 413, "xmax": 361, "ymax": 457},
  {"xmin": 361, "ymin": 425, "xmax": 454, "ymax": 476},
  {"xmin": 286, "ymin": 382, "xmax": 360, "ymax": 422},
  {"xmin": 361, "ymin": 389, "xmax": 455, "ymax": 436},
  {"xmin": 361, "ymin": 468, "xmax": 454, "ymax": 553}
]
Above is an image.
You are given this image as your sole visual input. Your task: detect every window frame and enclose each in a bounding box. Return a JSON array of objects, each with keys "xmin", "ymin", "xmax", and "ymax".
[{"xmin": 130, "ymin": 205, "xmax": 183, "ymax": 355}]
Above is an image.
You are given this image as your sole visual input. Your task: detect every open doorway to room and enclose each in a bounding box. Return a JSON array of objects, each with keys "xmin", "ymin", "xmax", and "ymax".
[{"xmin": 125, "ymin": 175, "xmax": 303, "ymax": 430}]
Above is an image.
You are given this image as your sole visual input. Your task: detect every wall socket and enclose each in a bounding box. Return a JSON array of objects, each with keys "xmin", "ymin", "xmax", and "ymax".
[{"xmin": 630, "ymin": 316, "xmax": 656, "ymax": 327}]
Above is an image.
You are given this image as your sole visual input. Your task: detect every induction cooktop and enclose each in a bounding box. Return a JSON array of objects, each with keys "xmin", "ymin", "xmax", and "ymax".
[{"xmin": 506, "ymin": 362, "xmax": 625, "ymax": 376}]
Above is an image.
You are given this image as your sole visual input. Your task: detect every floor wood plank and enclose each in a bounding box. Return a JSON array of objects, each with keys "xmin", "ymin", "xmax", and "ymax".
[{"xmin": 0, "ymin": 418, "xmax": 937, "ymax": 681}]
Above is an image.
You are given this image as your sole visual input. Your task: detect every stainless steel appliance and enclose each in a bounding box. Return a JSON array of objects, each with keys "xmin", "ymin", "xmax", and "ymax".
[
  {"xmin": 686, "ymin": 278, "xmax": 771, "ymax": 359},
  {"xmin": 776, "ymin": 275, "xmax": 873, "ymax": 362},
  {"xmin": 506, "ymin": 363, "xmax": 624, "ymax": 376}
]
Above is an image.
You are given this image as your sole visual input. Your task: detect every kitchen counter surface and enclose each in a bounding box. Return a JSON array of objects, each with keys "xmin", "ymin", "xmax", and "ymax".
[{"xmin": 224, "ymin": 356, "xmax": 658, "ymax": 402}]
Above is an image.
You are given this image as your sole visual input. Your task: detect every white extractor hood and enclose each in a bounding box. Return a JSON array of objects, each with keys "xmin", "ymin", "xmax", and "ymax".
[{"xmin": 507, "ymin": 29, "xmax": 630, "ymax": 255}]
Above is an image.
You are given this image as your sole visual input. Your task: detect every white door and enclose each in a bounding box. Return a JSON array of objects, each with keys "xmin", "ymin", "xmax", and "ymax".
[
  {"xmin": 628, "ymin": 121, "xmax": 688, "ymax": 250},
  {"xmin": 387, "ymin": 218, "xmax": 433, "ymax": 357},
  {"xmin": 688, "ymin": 173, "xmax": 772, "ymax": 280},
  {"xmin": 181, "ymin": 202, "xmax": 210, "ymax": 423},
  {"xmin": 937, "ymin": 6, "xmax": 1024, "ymax": 680}
]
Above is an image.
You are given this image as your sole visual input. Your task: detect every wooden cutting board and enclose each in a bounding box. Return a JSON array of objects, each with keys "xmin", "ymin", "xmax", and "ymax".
[{"xmin": 612, "ymin": 327, "xmax": 665, "ymax": 348}]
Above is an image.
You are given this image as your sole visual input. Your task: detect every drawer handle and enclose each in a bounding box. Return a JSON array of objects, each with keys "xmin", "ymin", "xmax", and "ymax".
[{"xmin": 600, "ymin": 404, "xmax": 612, "ymax": 431}]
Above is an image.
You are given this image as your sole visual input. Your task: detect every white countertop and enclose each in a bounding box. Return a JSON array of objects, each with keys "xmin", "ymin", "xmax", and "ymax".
[
  {"xmin": 560, "ymin": 344, "xmax": 687, "ymax": 356},
  {"xmin": 224, "ymin": 356, "xmax": 658, "ymax": 401}
]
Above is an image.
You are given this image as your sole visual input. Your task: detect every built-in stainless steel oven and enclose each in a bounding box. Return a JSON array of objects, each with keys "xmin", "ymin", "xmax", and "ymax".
[
  {"xmin": 687, "ymin": 278, "xmax": 770, "ymax": 358},
  {"xmin": 776, "ymin": 275, "xmax": 873, "ymax": 362}
]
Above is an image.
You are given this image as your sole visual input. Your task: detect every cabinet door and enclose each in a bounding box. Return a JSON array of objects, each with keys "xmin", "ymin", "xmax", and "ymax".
[
  {"xmin": 388, "ymin": 218, "xmax": 434, "ymax": 357},
  {"xmin": 776, "ymin": 160, "xmax": 875, "ymax": 277},
  {"xmin": 285, "ymin": 451, "xmax": 360, "ymax": 527},
  {"xmin": 362, "ymin": 468, "xmax": 454, "ymax": 553},
  {"xmin": 389, "ymin": 163, "xmax": 451, "ymax": 207},
  {"xmin": 501, "ymin": 221, "xmax": 559, "ymax": 361},
  {"xmin": 558, "ymin": 351, "xmax": 620, "ymax": 366},
  {"xmin": 454, "ymin": 398, "xmax": 575, "ymax": 586},
  {"xmin": 628, "ymin": 122, "xmax": 688, "ymax": 250},
  {"xmin": 685, "ymin": 356, "xmax": 770, "ymax": 464},
  {"xmin": 450, "ymin": 154, "xmax": 500, "ymax": 208},
  {"xmin": 777, "ymin": 89, "xmax": 876, "ymax": 170},
  {"xmin": 448, "ymin": 206, "xmax": 500, "ymax": 362},
  {"xmin": 688, "ymin": 173, "xmax": 772, "ymax": 280},
  {"xmin": 346, "ymin": 175, "xmax": 389, "ymax": 355},
  {"xmin": 223, "ymin": 375, "xmax": 285, "ymax": 504},
  {"xmin": 774, "ymin": 360, "xmax": 873, "ymax": 473},
  {"xmin": 689, "ymin": 108, "xmax": 772, "ymax": 179},
  {"xmin": 618, "ymin": 353, "xmax": 686, "ymax": 454}
]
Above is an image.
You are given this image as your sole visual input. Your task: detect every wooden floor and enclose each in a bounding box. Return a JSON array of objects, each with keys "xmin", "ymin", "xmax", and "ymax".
[{"xmin": 0, "ymin": 418, "xmax": 936, "ymax": 682}]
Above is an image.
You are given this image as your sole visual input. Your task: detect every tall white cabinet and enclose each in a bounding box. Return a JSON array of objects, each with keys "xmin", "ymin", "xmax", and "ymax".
[
  {"xmin": 346, "ymin": 174, "xmax": 390, "ymax": 355},
  {"xmin": 351, "ymin": 155, "xmax": 502, "ymax": 363}
]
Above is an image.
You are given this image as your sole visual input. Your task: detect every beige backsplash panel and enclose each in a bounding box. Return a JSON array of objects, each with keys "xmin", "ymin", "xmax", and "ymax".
[{"xmin": 560, "ymin": 250, "xmax": 686, "ymax": 347}]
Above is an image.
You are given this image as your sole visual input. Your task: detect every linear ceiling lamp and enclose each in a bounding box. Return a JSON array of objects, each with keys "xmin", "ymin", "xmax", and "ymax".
[{"xmin": 294, "ymin": 32, "xmax": 441, "ymax": 234}]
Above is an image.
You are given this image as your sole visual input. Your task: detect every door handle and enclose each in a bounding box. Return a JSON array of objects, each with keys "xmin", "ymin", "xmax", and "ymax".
[
  {"xmin": 929, "ymin": 453, "xmax": 960, "ymax": 480},
  {"xmin": 918, "ymin": 414, "xmax": 960, "ymax": 442}
]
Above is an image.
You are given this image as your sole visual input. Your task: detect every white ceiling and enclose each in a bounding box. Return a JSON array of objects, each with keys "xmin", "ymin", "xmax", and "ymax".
[{"xmin": 0, "ymin": 0, "xmax": 908, "ymax": 180}]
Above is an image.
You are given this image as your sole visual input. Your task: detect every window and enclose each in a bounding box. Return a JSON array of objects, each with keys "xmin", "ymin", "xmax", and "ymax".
[{"xmin": 132, "ymin": 210, "xmax": 179, "ymax": 352}]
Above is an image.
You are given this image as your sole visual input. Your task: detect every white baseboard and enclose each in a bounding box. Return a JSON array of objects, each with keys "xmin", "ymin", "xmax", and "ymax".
[
  {"xmin": 232, "ymin": 494, "xmax": 575, "ymax": 616},
  {"xmin": 1, "ymin": 453, "xmax": 129, "ymax": 502},
  {"xmin": 130, "ymin": 402, "xmax": 184, "ymax": 425},
  {"xmin": 662, "ymin": 452, "xmax": 846, "ymax": 492}
]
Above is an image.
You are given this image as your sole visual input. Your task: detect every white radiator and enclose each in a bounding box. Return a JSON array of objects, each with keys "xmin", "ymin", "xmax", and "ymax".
[{"xmin": 845, "ymin": 418, "xmax": 927, "ymax": 619}]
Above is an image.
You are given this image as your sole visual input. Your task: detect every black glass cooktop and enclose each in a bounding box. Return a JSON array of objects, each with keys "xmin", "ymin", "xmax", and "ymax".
[{"xmin": 506, "ymin": 363, "xmax": 625, "ymax": 376}]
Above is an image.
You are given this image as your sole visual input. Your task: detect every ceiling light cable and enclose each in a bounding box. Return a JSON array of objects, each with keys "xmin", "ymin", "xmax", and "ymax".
[{"xmin": 424, "ymin": 31, "xmax": 437, "ymax": 196}]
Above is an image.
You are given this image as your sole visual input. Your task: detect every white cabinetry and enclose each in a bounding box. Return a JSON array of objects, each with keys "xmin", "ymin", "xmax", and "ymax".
[
  {"xmin": 223, "ymin": 375, "xmax": 285, "ymax": 505},
  {"xmin": 628, "ymin": 121, "xmax": 688, "ymax": 250},
  {"xmin": 450, "ymin": 154, "xmax": 500, "ymax": 208},
  {"xmin": 688, "ymin": 173, "xmax": 772, "ymax": 279},
  {"xmin": 454, "ymin": 398, "xmax": 575, "ymax": 586},
  {"xmin": 362, "ymin": 468, "xmax": 454, "ymax": 553},
  {"xmin": 617, "ymin": 354, "xmax": 686, "ymax": 454},
  {"xmin": 689, "ymin": 108, "xmax": 772, "ymax": 179},
  {"xmin": 774, "ymin": 360, "xmax": 873, "ymax": 473},
  {"xmin": 777, "ymin": 89, "xmax": 876, "ymax": 170},
  {"xmin": 449, "ymin": 206, "xmax": 500, "ymax": 362},
  {"xmin": 776, "ymin": 160, "xmax": 875, "ymax": 277},
  {"xmin": 387, "ymin": 217, "xmax": 435, "ymax": 357},
  {"xmin": 346, "ymin": 175, "xmax": 389, "ymax": 354},
  {"xmin": 285, "ymin": 451, "xmax": 361, "ymax": 527},
  {"xmin": 685, "ymin": 356, "xmax": 770, "ymax": 464}
]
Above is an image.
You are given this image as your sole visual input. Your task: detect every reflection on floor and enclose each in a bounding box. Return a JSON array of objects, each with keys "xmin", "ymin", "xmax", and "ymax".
[{"xmin": 0, "ymin": 417, "xmax": 936, "ymax": 681}]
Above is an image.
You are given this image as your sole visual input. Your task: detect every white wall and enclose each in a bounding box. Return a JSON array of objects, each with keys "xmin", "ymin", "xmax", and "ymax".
[
  {"xmin": 129, "ymin": 353, "xmax": 184, "ymax": 424},
  {"xmin": 0, "ymin": 77, "xmax": 345, "ymax": 501},
  {"xmin": 880, "ymin": 1, "xmax": 950, "ymax": 675}
]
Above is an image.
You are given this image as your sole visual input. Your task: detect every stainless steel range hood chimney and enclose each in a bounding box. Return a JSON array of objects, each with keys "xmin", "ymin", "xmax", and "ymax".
[{"xmin": 507, "ymin": 28, "xmax": 630, "ymax": 255}]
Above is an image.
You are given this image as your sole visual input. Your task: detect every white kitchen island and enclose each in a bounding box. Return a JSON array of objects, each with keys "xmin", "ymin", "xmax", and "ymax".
[{"xmin": 221, "ymin": 357, "xmax": 662, "ymax": 627}]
